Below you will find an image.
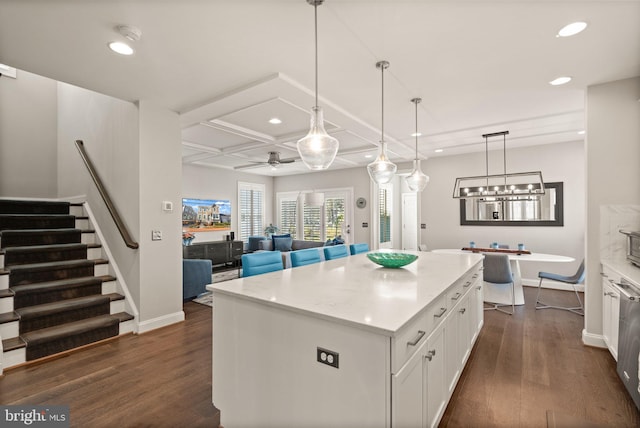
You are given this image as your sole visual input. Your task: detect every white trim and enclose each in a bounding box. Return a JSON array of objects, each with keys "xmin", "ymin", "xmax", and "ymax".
[
  {"xmin": 137, "ymin": 311, "xmax": 185, "ymax": 334},
  {"xmin": 237, "ymin": 181, "xmax": 266, "ymax": 242},
  {"xmin": 582, "ymin": 329, "xmax": 606, "ymax": 348},
  {"xmin": 83, "ymin": 202, "xmax": 140, "ymax": 331}
]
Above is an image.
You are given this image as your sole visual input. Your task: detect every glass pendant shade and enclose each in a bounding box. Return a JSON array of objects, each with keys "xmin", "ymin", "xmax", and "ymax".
[
  {"xmin": 367, "ymin": 141, "xmax": 397, "ymax": 184},
  {"xmin": 406, "ymin": 159, "xmax": 429, "ymax": 192},
  {"xmin": 297, "ymin": 106, "xmax": 339, "ymax": 170}
]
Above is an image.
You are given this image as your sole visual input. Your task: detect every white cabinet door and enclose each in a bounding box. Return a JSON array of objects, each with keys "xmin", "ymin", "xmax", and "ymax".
[
  {"xmin": 425, "ymin": 322, "xmax": 446, "ymax": 428},
  {"xmin": 470, "ymin": 279, "xmax": 484, "ymax": 344},
  {"xmin": 392, "ymin": 340, "xmax": 426, "ymax": 428},
  {"xmin": 602, "ymin": 275, "xmax": 621, "ymax": 360},
  {"xmin": 445, "ymin": 291, "xmax": 471, "ymax": 397}
]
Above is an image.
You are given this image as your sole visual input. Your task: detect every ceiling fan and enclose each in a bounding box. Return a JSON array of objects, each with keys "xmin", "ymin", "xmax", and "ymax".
[{"xmin": 234, "ymin": 151, "xmax": 296, "ymax": 170}]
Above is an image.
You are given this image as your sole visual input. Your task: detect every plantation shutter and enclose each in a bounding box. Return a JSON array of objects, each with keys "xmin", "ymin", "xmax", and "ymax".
[
  {"xmin": 379, "ymin": 187, "xmax": 391, "ymax": 244},
  {"xmin": 238, "ymin": 182, "xmax": 264, "ymax": 242},
  {"xmin": 324, "ymin": 196, "xmax": 345, "ymax": 241},
  {"xmin": 279, "ymin": 198, "xmax": 298, "ymax": 238}
]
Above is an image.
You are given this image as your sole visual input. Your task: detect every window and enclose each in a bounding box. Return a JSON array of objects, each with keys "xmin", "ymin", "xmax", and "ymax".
[
  {"xmin": 379, "ymin": 185, "xmax": 392, "ymax": 246},
  {"xmin": 277, "ymin": 189, "xmax": 352, "ymax": 243},
  {"xmin": 279, "ymin": 196, "xmax": 298, "ymax": 239},
  {"xmin": 238, "ymin": 182, "xmax": 265, "ymax": 242}
]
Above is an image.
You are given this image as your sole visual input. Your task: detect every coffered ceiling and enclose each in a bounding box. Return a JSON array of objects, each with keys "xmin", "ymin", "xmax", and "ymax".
[{"xmin": 1, "ymin": 1, "xmax": 638, "ymax": 176}]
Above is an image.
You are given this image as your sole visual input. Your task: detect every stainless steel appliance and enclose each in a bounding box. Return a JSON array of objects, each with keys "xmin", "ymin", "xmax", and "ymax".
[
  {"xmin": 619, "ymin": 230, "xmax": 640, "ymax": 267},
  {"xmin": 616, "ymin": 277, "xmax": 640, "ymax": 410}
]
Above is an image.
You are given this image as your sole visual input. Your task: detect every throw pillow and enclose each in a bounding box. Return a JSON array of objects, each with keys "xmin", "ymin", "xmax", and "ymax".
[
  {"xmin": 273, "ymin": 236, "xmax": 293, "ymax": 252},
  {"xmin": 271, "ymin": 233, "xmax": 291, "ymax": 248}
]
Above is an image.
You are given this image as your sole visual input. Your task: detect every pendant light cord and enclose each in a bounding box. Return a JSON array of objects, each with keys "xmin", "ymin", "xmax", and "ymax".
[
  {"xmin": 314, "ymin": 2, "xmax": 319, "ymax": 109},
  {"xmin": 381, "ymin": 64, "xmax": 384, "ymax": 142},
  {"xmin": 414, "ymin": 99, "xmax": 418, "ymax": 159}
]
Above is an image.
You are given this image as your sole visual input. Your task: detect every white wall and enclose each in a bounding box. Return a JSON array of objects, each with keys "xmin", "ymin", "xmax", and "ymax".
[
  {"xmin": 274, "ymin": 167, "xmax": 372, "ymax": 247},
  {"xmin": 0, "ymin": 70, "xmax": 57, "ymax": 197},
  {"xmin": 138, "ymin": 100, "xmax": 184, "ymax": 330},
  {"xmin": 585, "ymin": 76, "xmax": 640, "ymax": 341},
  {"xmin": 56, "ymin": 82, "xmax": 142, "ymax": 308},
  {"xmin": 421, "ymin": 140, "xmax": 586, "ymax": 281},
  {"xmin": 182, "ymin": 164, "xmax": 274, "ymax": 243}
]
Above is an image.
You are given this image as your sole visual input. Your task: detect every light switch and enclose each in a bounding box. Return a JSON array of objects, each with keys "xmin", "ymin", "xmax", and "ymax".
[{"xmin": 151, "ymin": 230, "xmax": 162, "ymax": 241}]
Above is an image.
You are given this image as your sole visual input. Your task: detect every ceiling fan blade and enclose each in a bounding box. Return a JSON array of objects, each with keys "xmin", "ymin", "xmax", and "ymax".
[{"xmin": 279, "ymin": 159, "xmax": 296, "ymax": 164}]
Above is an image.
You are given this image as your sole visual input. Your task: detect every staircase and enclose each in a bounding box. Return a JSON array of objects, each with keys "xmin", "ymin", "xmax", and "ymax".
[{"xmin": 0, "ymin": 199, "xmax": 134, "ymax": 369}]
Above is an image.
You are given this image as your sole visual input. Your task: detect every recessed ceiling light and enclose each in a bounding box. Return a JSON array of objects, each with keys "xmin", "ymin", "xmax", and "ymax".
[
  {"xmin": 269, "ymin": 118, "xmax": 282, "ymax": 125},
  {"xmin": 435, "ymin": 149, "xmax": 443, "ymax": 153},
  {"xmin": 411, "ymin": 132, "xmax": 422, "ymax": 137},
  {"xmin": 578, "ymin": 130, "xmax": 585, "ymax": 135},
  {"xmin": 549, "ymin": 76, "xmax": 572, "ymax": 86},
  {"xmin": 364, "ymin": 154, "xmax": 373, "ymax": 159},
  {"xmin": 108, "ymin": 41, "xmax": 134, "ymax": 55},
  {"xmin": 557, "ymin": 22, "xmax": 587, "ymax": 38}
]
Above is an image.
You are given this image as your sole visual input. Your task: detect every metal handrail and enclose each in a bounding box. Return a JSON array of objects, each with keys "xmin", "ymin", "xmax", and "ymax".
[{"xmin": 75, "ymin": 140, "xmax": 139, "ymax": 249}]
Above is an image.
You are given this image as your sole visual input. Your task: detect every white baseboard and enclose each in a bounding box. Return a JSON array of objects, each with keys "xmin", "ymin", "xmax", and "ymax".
[
  {"xmin": 582, "ymin": 329, "xmax": 606, "ymax": 348},
  {"xmin": 137, "ymin": 311, "xmax": 185, "ymax": 334}
]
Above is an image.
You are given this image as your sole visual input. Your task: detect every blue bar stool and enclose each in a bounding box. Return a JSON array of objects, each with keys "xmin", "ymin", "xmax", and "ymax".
[
  {"xmin": 241, "ymin": 251, "xmax": 283, "ymax": 277},
  {"xmin": 349, "ymin": 243, "xmax": 369, "ymax": 255},
  {"xmin": 323, "ymin": 245, "xmax": 349, "ymax": 260}
]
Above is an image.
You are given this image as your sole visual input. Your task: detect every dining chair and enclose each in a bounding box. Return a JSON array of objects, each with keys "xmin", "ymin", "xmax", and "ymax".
[
  {"xmin": 241, "ymin": 251, "xmax": 283, "ymax": 277},
  {"xmin": 482, "ymin": 253, "xmax": 515, "ymax": 315},
  {"xmin": 290, "ymin": 248, "xmax": 322, "ymax": 268},
  {"xmin": 323, "ymin": 244, "xmax": 349, "ymax": 260},
  {"xmin": 535, "ymin": 260, "xmax": 585, "ymax": 315},
  {"xmin": 498, "ymin": 244, "xmax": 510, "ymax": 249},
  {"xmin": 349, "ymin": 243, "xmax": 369, "ymax": 255}
]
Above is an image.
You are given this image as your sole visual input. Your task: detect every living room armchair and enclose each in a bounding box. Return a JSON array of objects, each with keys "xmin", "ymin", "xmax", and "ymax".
[{"xmin": 183, "ymin": 258, "xmax": 212, "ymax": 300}]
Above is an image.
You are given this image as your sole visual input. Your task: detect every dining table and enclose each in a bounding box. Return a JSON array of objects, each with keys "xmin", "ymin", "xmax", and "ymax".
[{"xmin": 431, "ymin": 248, "xmax": 575, "ymax": 305}]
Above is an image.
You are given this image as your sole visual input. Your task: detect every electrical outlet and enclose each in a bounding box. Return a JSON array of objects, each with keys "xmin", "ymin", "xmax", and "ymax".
[
  {"xmin": 151, "ymin": 230, "xmax": 162, "ymax": 241},
  {"xmin": 317, "ymin": 347, "xmax": 339, "ymax": 369}
]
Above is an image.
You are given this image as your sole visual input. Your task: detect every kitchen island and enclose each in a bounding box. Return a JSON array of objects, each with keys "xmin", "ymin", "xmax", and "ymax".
[{"xmin": 207, "ymin": 250, "xmax": 483, "ymax": 427}]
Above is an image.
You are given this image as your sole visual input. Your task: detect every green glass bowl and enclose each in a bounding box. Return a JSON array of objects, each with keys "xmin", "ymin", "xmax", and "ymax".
[{"xmin": 366, "ymin": 252, "xmax": 418, "ymax": 268}]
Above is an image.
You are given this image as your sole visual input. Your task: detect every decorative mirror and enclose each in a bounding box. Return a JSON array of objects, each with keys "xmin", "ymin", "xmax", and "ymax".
[{"xmin": 460, "ymin": 182, "xmax": 563, "ymax": 226}]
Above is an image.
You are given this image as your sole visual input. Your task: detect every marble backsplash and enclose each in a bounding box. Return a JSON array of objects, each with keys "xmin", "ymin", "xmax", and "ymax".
[{"xmin": 600, "ymin": 205, "xmax": 640, "ymax": 261}]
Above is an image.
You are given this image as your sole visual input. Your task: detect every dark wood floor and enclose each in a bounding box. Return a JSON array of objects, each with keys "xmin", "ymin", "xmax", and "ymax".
[
  {"xmin": 441, "ymin": 287, "xmax": 640, "ymax": 427},
  {"xmin": 1, "ymin": 287, "xmax": 638, "ymax": 427}
]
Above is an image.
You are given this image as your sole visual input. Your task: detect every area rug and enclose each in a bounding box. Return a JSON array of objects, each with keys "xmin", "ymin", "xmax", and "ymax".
[{"xmin": 192, "ymin": 269, "xmax": 241, "ymax": 307}]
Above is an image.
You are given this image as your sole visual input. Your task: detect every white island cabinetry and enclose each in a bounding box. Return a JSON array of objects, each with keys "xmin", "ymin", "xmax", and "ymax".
[{"xmin": 209, "ymin": 252, "xmax": 483, "ymax": 428}]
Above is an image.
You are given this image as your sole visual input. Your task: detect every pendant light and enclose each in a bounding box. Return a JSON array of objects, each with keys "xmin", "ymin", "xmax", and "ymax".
[
  {"xmin": 367, "ymin": 60, "xmax": 397, "ymax": 184},
  {"xmin": 452, "ymin": 131, "xmax": 545, "ymax": 199},
  {"xmin": 296, "ymin": 0, "xmax": 339, "ymax": 171},
  {"xmin": 405, "ymin": 98, "xmax": 430, "ymax": 192}
]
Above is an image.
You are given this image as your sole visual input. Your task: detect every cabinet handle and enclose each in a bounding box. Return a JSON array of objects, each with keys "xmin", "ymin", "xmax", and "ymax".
[
  {"xmin": 459, "ymin": 308, "xmax": 466, "ymax": 314},
  {"xmin": 611, "ymin": 294, "xmax": 618, "ymax": 299},
  {"xmin": 425, "ymin": 349, "xmax": 436, "ymax": 361},
  {"xmin": 451, "ymin": 292, "xmax": 462, "ymax": 301},
  {"xmin": 476, "ymin": 285, "xmax": 482, "ymax": 290},
  {"xmin": 472, "ymin": 274, "xmax": 479, "ymax": 279},
  {"xmin": 463, "ymin": 281, "xmax": 471, "ymax": 288},
  {"xmin": 407, "ymin": 330, "xmax": 426, "ymax": 347},
  {"xmin": 600, "ymin": 272, "xmax": 608, "ymax": 278},
  {"xmin": 434, "ymin": 307, "xmax": 447, "ymax": 318},
  {"xmin": 604, "ymin": 292, "xmax": 610, "ymax": 297}
]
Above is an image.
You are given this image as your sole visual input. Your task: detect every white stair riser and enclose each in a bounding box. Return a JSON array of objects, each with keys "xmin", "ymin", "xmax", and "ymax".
[
  {"xmin": 0, "ymin": 320, "xmax": 18, "ymax": 339},
  {"xmin": 87, "ymin": 248, "xmax": 102, "ymax": 260},
  {"xmin": 0, "ymin": 297, "xmax": 13, "ymax": 313},
  {"xmin": 69, "ymin": 206, "xmax": 84, "ymax": 217},
  {"xmin": 81, "ymin": 234, "xmax": 95, "ymax": 245},
  {"xmin": 0, "ymin": 275, "xmax": 7, "ymax": 290},
  {"xmin": 0, "ymin": 254, "xmax": 4, "ymax": 269},
  {"xmin": 95, "ymin": 264, "xmax": 109, "ymax": 276},
  {"xmin": 75, "ymin": 219, "xmax": 90, "ymax": 229},
  {"xmin": 119, "ymin": 319, "xmax": 134, "ymax": 335},
  {"xmin": 102, "ymin": 281, "xmax": 117, "ymax": 294},
  {"xmin": 110, "ymin": 300, "xmax": 125, "ymax": 313},
  {"xmin": 3, "ymin": 348, "xmax": 26, "ymax": 370}
]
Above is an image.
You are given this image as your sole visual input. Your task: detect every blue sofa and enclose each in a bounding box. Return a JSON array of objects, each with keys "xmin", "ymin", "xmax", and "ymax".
[{"xmin": 183, "ymin": 258, "xmax": 212, "ymax": 300}]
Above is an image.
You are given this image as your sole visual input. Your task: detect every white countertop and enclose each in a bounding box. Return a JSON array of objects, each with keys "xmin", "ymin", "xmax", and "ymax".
[
  {"xmin": 601, "ymin": 258, "xmax": 640, "ymax": 287},
  {"xmin": 432, "ymin": 248, "xmax": 574, "ymax": 263},
  {"xmin": 208, "ymin": 251, "xmax": 483, "ymax": 336}
]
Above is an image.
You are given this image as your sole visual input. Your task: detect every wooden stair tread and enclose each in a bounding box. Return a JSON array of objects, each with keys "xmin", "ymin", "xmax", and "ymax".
[
  {"xmin": 2, "ymin": 336, "xmax": 26, "ymax": 351},
  {"xmin": 112, "ymin": 311, "xmax": 134, "ymax": 323},
  {"xmin": 104, "ymin": 293, "xmax": 124, "ymax": 302},
  {"xmin": 15, "ymin": 294, "xmax": 112, "ymax": 319},
  {"xmin": 0, "ymin": 200, "xmax": 70, "ymax": 214},
  {"xmin": 0, "ymin": 228, "xmax": 80, "ymax": 235},
  {"xmin": 0, "ymin": 310, "xmax": 19, "ymax": 324},
  {"xmin": 3, "ymin": 243, "xmax": 88, "ymax": 254},
  {"xmin": 21, "ymin": 315, "xmax": 121, "ymax": 346},
  {"xmin": 10, "ymin": 276, "xmax": 104, "ymax": 294},
  {"xmin": 7, "ymin": 258, "xmax": 97, "ymax": 273},
  {"xmin": 0, "ymin": 289, "xmax": 14, "ymax": 298}
]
